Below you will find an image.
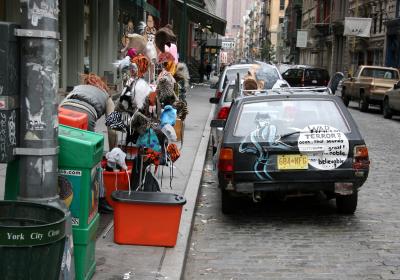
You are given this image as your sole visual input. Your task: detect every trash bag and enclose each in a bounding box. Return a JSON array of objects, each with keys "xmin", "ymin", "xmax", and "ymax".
[{"xmin": 142, "ymin": 170, "xmax": 160, "ymax": 192}]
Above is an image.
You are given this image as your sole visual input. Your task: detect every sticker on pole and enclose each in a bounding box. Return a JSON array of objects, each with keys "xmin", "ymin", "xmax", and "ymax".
[{"xmin": 297, "ymin": 124, "xmax": 349, "ymax": 170}]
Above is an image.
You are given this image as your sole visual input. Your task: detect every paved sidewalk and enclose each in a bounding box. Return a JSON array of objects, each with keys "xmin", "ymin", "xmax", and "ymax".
[
  {"xmin": 93, "ymin": 81, "xmax": 216, "ymax": 280},
  {"xmin": 0, "ymin": 77, "xmax": 217, "ymax": 280}
]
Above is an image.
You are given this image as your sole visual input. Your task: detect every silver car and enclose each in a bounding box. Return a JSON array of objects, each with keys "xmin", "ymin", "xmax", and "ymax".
[
  {"xmin": 210, "ymin": 62, "xmax": 290, "ymax": 153},
  {"xmin": 210, "ymin": 80, "xmax": 239, "ymax": 153},
  {"xmin": 211, "ymin": 64, "xmax": 254, "ymax": 98}
]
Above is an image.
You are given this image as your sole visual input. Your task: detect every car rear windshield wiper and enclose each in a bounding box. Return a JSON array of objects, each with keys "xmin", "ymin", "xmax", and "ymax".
[{"xmin": 278, "ymin": 130, "xmax": 301, "ymax": 139}]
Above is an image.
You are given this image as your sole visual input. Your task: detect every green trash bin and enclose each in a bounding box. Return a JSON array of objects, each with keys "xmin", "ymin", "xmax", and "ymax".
[
  {"xmin": 58, "ymin": 125, "xmax": 104, "ymax": 280},
  {"xmin": 0, "ymin": 201, "xmax": 66, "ymax": 280}
]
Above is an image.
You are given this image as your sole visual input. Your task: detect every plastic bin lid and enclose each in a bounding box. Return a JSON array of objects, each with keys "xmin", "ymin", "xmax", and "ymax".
[
  {"xmin": 111, "ymin": 190, "xmax": 186, "ymax": 205},
  {"xmin": 58, "ymin": 124, "xmax": 104, "ymax": 168}
]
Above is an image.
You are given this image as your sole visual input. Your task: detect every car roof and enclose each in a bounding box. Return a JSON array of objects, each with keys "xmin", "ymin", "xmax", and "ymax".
[
  {"xmin": 287, "ymin": 65, "xmax": 328, "ymax": 70},
  {"xmin": 236, "ymin": 93, "xmax": 341, "ymax": 105},
  {"xmin": 225, "ymin": 64, "xmax": 254, "ymax": 70},
  {"xmin": 359, "ymin": 65, "xmax": 399, "ymax": 71},
  {"xmin": 241, "ymin": 87, "xmax": 332, "ymax": 97}
]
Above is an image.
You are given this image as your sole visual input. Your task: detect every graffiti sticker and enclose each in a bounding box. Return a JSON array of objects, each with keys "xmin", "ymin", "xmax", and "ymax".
[{"xmin": 298, "ymin": 124, "xmax": 349, "ymax": 170}]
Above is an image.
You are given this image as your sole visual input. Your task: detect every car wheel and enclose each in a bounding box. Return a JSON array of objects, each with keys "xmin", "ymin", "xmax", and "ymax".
[
  {"xmin": 383, "ymin": 98, "xmax": 393, "ymax": 119},
  {"xmin": 221, "ymin": 189, "xmax": 236, "ymax": 214},
  {"xmin": 336, "ymin": 191, "xmax": 358, "ymax": 214},
  {"xmin": 358, "ymin": 93, "xmax": 368, "ymax": 112},
  {"xmin": 342, "ymin": 88, "xmax": 350, "ymax": 107}
]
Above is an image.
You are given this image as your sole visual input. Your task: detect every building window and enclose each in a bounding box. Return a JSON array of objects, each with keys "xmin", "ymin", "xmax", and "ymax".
[
  {"xmin": 397, "ymin": 0, "xmax": 400, "ymax": 17},
  {"xmin": 373, "ymin": 16, "xmax": 377, "ymax": 34},
  {"xmin": 280, "ymin": 0, "xmax": 285, "ymax": 10}
]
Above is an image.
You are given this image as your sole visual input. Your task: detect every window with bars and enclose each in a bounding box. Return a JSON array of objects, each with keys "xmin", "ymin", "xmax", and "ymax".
[{"xmin": 280, "ymin": 0, "xmax": 285, "ymax": 10}]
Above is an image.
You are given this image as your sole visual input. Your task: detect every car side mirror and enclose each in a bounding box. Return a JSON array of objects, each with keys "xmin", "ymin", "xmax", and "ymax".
[
  {"xmin": 210, "ymin": 119, "xmax": 226, "ymax": 128},
  {"xmin": 210, "ymin": 83, "xmax": 217, "ymax": 89},
  {"xmin": 394, "ymin": 81, "xmax": 400, "ymax": 89},
  {"xmin": 209, "ymin": 97, "xmax": 220, "ymax": 104}
]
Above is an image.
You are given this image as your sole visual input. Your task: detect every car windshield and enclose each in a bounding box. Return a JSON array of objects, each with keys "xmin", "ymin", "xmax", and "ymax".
[
  {"xmin": 234, "ymin": 99, "xmax": 350, "ymax": 137},
  {"xmin": 361, "ymin": 68, "xmax": 399, "ymax": 79}
]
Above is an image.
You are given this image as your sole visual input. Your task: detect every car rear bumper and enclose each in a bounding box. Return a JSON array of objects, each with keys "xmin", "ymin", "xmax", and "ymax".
[{"xmin": 219, "ymin": 175, "xmax": 367, "ymax": 195}]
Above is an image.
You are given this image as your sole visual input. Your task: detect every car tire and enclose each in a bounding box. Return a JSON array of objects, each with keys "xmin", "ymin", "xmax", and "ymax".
[
  {"xmin": 383, "ymin": 98, "xmax": 393, "ymax": 119},
  {"xmin": 221, "ymin": 189, "xmax": 236, "ymax": 214},
  {"xmin": 342, "ymin": 88, "xmax": 350, "ymax": 107},
  {"xmin": 358, "ymin": 93, "xmax": 368, "ymax": 112},
  {"xmin": 336, "ymin": 191, "xmax": 358, "ymax": 214}
]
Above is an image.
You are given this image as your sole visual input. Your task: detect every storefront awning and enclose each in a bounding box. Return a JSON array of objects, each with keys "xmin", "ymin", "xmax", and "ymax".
[
  {"xmin": 131, "ymin": 0, "xmax": 160, "ymax": 18},
  {"xmin": 175, "ymin": 0, "xmax": 226, "ymax": 35}
]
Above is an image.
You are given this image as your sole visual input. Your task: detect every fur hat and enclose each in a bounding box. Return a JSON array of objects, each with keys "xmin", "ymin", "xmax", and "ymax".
[
  {"xmin": 155, "ymin": 26, "xmax": 176, "ymax": 53},
  {"xmin": 157, "ymin": 74, "xmax": 177, "ymax": 106},
  {"xmin": 174, "ymin": 63, "xmax": 190, "ymax": 89},
  {"xmin": 158, "ymin": 52, "xmax": 175, "ymax": 64},
  {"xmin": 131, "ymin": 55, "xmax": 149, "ymax": 78},
  {"xmin": 127, "ymin": 34, "xmax": 147, "ymax": 54}
]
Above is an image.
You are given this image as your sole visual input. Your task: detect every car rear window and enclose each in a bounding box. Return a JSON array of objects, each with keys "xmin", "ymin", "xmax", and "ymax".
[
  {"xmin": 222, "ymin": 68, "xmax": 251, "ymax": 89},
  {"xmin": 255, "ymin": 65, "xmax": 281, "ymax": 89},
  {"xmin": 234, "ymin": 99, "xmax": 350, "ymax": 137},
  {"xmin": 361, "ymin": 68, "xmax": 399, "ymax": 79},
  {"xmin": 305, "ymin": 69, "xmax": 329, "ymax": 80}
]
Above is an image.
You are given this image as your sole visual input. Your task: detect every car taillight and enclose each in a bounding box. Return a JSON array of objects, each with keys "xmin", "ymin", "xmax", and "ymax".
[
  {"xmin": 217, "ymin": 106, "xmax": 230, "ymax": 120},
  {"xmin": 324, "ymin": 80, "xmax": 328, "ymax": 86},
  {"xmin": 352, "ymin": 145, "xmax": 370, "ymax": 170},
  {"xmin": 218, "ymin": 148, "xmax": 234, "ymax": 172},
  {"xmin": 216, "ymin": 90, "xmax": 223, "ymax": 99}
]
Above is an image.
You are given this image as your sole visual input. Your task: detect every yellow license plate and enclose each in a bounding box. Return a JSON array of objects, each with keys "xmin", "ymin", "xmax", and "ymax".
[{"xmin": 277, "ymin": 154, "xmax": 309, "ymax": 170}]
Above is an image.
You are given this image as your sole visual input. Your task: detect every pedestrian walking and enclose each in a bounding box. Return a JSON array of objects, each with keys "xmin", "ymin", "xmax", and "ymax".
[
  {"xmin": 60, "ymin": 73, "xmax": 117, "ymax": 213},
  {"xmin": 198, "ymin": 61, "xmax": 205, "ymax": 83},
  {"xmin": 206, "ymin": 61, "xmax": 212, "ymax": 80}
]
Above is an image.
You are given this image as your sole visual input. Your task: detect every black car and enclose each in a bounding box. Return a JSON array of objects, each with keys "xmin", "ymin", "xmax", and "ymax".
[
  {"xmin": 211, "ymin": 93, "xmax": 369, "ymax": 214},
  {"xmin": 282, "ymin": 66, "xmax": 330, "ymax": 87}
]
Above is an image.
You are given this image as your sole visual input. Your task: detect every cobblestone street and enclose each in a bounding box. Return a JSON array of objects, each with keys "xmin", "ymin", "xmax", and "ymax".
[{"xmin": 184, "ymin": 103, "xmax": 400, "ymax": 280}]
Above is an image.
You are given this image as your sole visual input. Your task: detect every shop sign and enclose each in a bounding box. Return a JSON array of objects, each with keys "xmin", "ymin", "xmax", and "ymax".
[
  {"xmin": 296, "ymin": 30, "xmax": 308, "ymax": 48},
  {"xmin": 344, "ymin": 17, "xmax": 372, "ymax": 37}
]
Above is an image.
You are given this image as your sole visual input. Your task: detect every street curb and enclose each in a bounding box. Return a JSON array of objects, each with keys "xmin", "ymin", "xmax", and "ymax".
[{"xmin": 159, "ymin": 103, "xmax": 215, "ymax": 280}]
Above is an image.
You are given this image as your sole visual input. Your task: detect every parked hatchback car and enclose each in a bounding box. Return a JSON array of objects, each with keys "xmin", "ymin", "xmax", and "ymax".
[
  {"xmin": 383, "ymin": 80, "xmax": 400, "ymax": 119},
  {"xmin": 211, "ymin": 92, "xmax": 369, "ymax": 214},
  {"xmin": 282, "ymin": 66, "xmax": 330, "ymax": 87}
]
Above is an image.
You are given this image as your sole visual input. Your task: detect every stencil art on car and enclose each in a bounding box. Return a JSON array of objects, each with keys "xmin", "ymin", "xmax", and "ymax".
[{"xmin": 239, "ymin": 112, "xmax": 293, "ymax": 180}]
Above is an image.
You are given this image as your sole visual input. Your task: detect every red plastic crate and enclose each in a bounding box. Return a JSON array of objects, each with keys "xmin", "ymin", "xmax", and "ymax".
[
  {"xmin": 58, "ymin": 107, "xmax": 89, "ymax": 130},
  {"xmin": 112, "ymin": 191, "xmax": 186, "ymax": 247},
  {"xmin": 102, "ymin": 160, "xmax": 133, "ymax": 207}
]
